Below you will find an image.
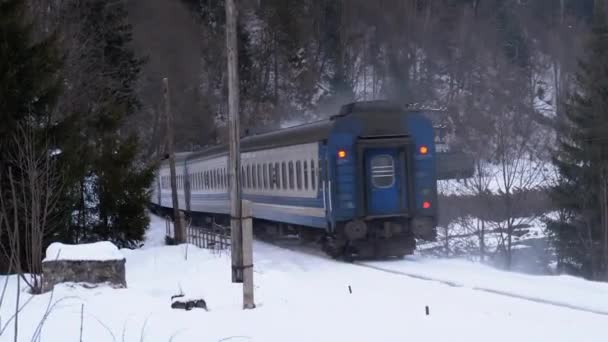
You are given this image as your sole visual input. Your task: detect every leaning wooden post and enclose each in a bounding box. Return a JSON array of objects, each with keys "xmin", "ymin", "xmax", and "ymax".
[
  {"xmin": 242, "ymin": 199, "xmax": 255, "ymax": 309},
  {"xmin": 225, "ymin": 0, "xmax": 244, "ymax": 283},
  {"xmin": 163, "ymin": 77, "xmax": 183, "ymax": 244}
]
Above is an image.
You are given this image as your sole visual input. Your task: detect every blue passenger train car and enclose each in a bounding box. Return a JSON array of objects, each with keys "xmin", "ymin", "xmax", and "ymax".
[{"xmin": 150, "ymin": 101, "xmax": 438, "ymax": 258}]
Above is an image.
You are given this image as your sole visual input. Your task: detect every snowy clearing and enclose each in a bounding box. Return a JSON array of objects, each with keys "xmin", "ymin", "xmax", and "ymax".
[{"xmin": 1, "ymin": 216, "xmax": 608, "ymax": 342}]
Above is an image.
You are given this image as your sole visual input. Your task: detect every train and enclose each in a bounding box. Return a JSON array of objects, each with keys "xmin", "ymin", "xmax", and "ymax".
[{"xmin": 149, "ymin": 100, "xmax": 438, "ymax": 259}]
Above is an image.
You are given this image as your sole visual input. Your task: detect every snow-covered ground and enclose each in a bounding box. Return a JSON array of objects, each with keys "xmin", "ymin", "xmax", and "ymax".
[{"xmin": 2, "ymin": 215, "xmax": 608, "ymax": 342}]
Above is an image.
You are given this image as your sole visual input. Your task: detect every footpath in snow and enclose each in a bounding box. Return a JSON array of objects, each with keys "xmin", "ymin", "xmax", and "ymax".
[{"xmin": 1, "ymin": 214, "xmax": 607, "ymax": 342}]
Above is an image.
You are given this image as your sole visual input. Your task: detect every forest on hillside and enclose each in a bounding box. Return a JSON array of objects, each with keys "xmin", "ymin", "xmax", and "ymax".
[{"xmin": 3, "ymin": 0, "xmax": 608, "ymax": 283}]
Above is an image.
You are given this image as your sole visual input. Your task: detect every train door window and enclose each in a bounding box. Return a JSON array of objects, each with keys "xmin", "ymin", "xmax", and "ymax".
[
  {"xmin": 288, "ymin": 161, "xmax": 294, "ymax": 189},
  {"xmin": 251, "ymin": 164, "xmax": 257, "ymax": 189},
  {"xmin": 281, "ymin": 162, "xmax": 287, "ymax": 189},
  {"xmin": 296, "ymin": 161, "xmax": 302, "ymax": 190},
  {"xmin": 303, "ymin": 161, "xmax": 309, "ymax": 190},
  {"xmin": 371, "ymin": 155, "xmax": 395, "ymax": 188}
]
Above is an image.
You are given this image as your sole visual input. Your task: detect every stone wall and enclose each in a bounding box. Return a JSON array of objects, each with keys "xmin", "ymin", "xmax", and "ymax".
[{"xmin": 42, "ymin": 259, "xmax": 126, "ymax": 292}]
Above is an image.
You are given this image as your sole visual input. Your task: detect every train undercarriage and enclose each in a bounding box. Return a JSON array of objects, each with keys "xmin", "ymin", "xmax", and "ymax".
[{"xmin": 149, "ymin": 204, "xmax": 436, "ymax": 261}]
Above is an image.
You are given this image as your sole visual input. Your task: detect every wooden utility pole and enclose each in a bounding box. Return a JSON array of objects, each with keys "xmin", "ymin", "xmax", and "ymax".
[
  {"xmin": 163, "ymin": 77, "xmax": 183, "ymax": 244},
  {"xmin": 242, "ymin": 200, "xmax": 255, "ymax": 309},
  {"xmin": 225, "ymin": 0, "xmax": 244, "ymax": 283}
]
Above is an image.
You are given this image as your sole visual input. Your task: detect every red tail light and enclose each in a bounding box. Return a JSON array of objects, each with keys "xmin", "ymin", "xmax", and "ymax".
[{"xmin": 423, "ymin": 201, "xmax": 431, "ymax": 209}]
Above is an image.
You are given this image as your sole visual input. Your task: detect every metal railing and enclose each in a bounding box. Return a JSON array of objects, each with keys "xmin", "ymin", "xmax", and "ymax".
[
  {"xmin": 187, "ymin": 222, "xmax": 231, "ymax": 252},
  {"xmin": 165, "ymin": 214, "xmax": 231, "ymax": 252}
]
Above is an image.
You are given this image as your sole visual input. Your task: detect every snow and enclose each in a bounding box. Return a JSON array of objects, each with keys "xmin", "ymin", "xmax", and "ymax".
[
  {"xmin": 2, "ymin": 214, "xmax": 608, "ymax": 341},
  {"xmin": 42, "ymin": 241, "xmax": 124, "ymax": 262},
  {"xmin": 141, "ymin": 213, "xmax": 168, "ymax": 249},
  {"xmin": 363, "ymin": 257, "xmax": 608, "ymax": 315}
]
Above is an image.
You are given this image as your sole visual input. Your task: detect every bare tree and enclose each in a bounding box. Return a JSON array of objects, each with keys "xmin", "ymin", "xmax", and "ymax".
[{"xmin": 0, "ymin": 124, "xmax": 62, "ymax": 293}]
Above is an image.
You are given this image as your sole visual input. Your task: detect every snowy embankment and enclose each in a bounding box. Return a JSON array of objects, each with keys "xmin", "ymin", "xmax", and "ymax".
[
  {"xmin": 362, "ymin": 257, "xmax": 608, "ymax": 315},
  {"xmin": 1, "ymin": 215, "xmax": 608, "ymax": 341}
]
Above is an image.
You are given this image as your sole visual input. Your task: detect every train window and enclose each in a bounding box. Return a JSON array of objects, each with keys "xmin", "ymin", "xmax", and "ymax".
[
  {"xmin": 241, "ymin": 167, "xmax": 245, "ymax": 188},
  {"xmin": 288, "ymin": 161, "xmax": 294, "ymax": 189},
  {"xmin": 371, "ymin": 155, "xmax": 395, "ymax": 188},
  {"xmin": 263, "ymin": 164, "xmax": 268, "ymax": 189},
  {"xmin": 223, "ymin": 169, "xmax": 226, "ymax": 189},
  {"xmin": 246, "ymin": 165, "xmax": 251, "ymax": 189},
  {"xmin": 296, "ymin": 161, "xmax": 302, "ymax": 190},
  {"xmin": 281, "ymin": 162, "xmax": 287, "ymax": 189},
  {"xmin": 310, "ymin": 160, "xmax": 316, "ymax": 190},
  {"xmin": 257, "ymin": 164, "xmax": 264, "ymax": 189},
  {"xmin": 303, "ymin": 161, "xmax": 309, "ymax": 190},
  {"xmin": 273, "ymin": 163, "xmax": 279, "ymax": 189},
  {"xmin": 218, "ymin": 169, "xmax": 226, "ymax": 189},
  {"xmin": 252, "ymin": 164, "xmax": 257, "ymax": 189}
]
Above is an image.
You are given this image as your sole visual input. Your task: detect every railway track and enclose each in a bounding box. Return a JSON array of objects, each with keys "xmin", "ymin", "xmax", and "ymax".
[
  {"xmin": 259, "ymin": 236, "xmax": 608, "ymax": 317},
  {"xmin": 353, "ymin": 262, "xmax": 608, "ymax": 316}
]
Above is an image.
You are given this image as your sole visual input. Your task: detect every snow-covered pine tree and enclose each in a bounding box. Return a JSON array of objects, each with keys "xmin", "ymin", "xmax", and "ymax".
[{"xmin": 548, "ymin": 1, "xmax": 608, "ymax": 280}]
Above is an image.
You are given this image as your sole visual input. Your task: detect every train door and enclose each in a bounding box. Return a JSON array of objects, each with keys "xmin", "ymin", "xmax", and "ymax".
[{"xmin": 364, "ymin": 148, "xmax": 403, "ymax": 215}]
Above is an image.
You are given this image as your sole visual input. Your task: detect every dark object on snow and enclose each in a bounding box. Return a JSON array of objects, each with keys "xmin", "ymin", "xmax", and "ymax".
[
  {"xmin": 171, "ymin": 296, "xmax": 208, "ymax": 311},
  {"xmin": 425, "ymin": 306, "xmax": 430, "ymax": 316},
  {"xmin": 348, "ymin": 285, "xmax": 352, "ymax": 294},
  {"xmin": 42, "ymin": 259, "xmax": 126, "ymax": 292}
]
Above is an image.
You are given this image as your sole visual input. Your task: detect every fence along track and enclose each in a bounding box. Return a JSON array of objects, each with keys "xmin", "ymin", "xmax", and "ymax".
[{"xmin": 165, "ymin": 215, "xmax": 231, "ymax": 253}]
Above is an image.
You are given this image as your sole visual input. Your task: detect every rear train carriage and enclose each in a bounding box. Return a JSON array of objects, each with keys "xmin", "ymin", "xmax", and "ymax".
[{"xmin": 150, "ymin": 101, "xmax": 438, "ymax": 258}]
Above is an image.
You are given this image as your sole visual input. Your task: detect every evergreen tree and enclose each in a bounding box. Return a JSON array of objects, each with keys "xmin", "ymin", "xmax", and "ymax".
[
  {"xmin": 548, "ymin": 3, "xmax": 608, "ymax": 280},
  {"xmin": 63, "ymin": 0, "xmax": 153, "ymax": 248},
  {"xmin": 0, "ymin": 0, "xmax": 62, "ymax": 137},
  {"xmin": 0, "ymin": 0, "xmax": 63, "ymax": 272}
]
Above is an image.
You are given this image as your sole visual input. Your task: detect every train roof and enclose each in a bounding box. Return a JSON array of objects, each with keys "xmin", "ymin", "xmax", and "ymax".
[{"xmin": 181, "ymin": 101, "xmax": 434, "ymax": 162}]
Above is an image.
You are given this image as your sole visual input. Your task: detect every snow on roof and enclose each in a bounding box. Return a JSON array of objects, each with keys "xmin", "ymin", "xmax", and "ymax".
[{"xmin": 43, "ymin": 241, "xmax": 124, "ymax": 262}]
